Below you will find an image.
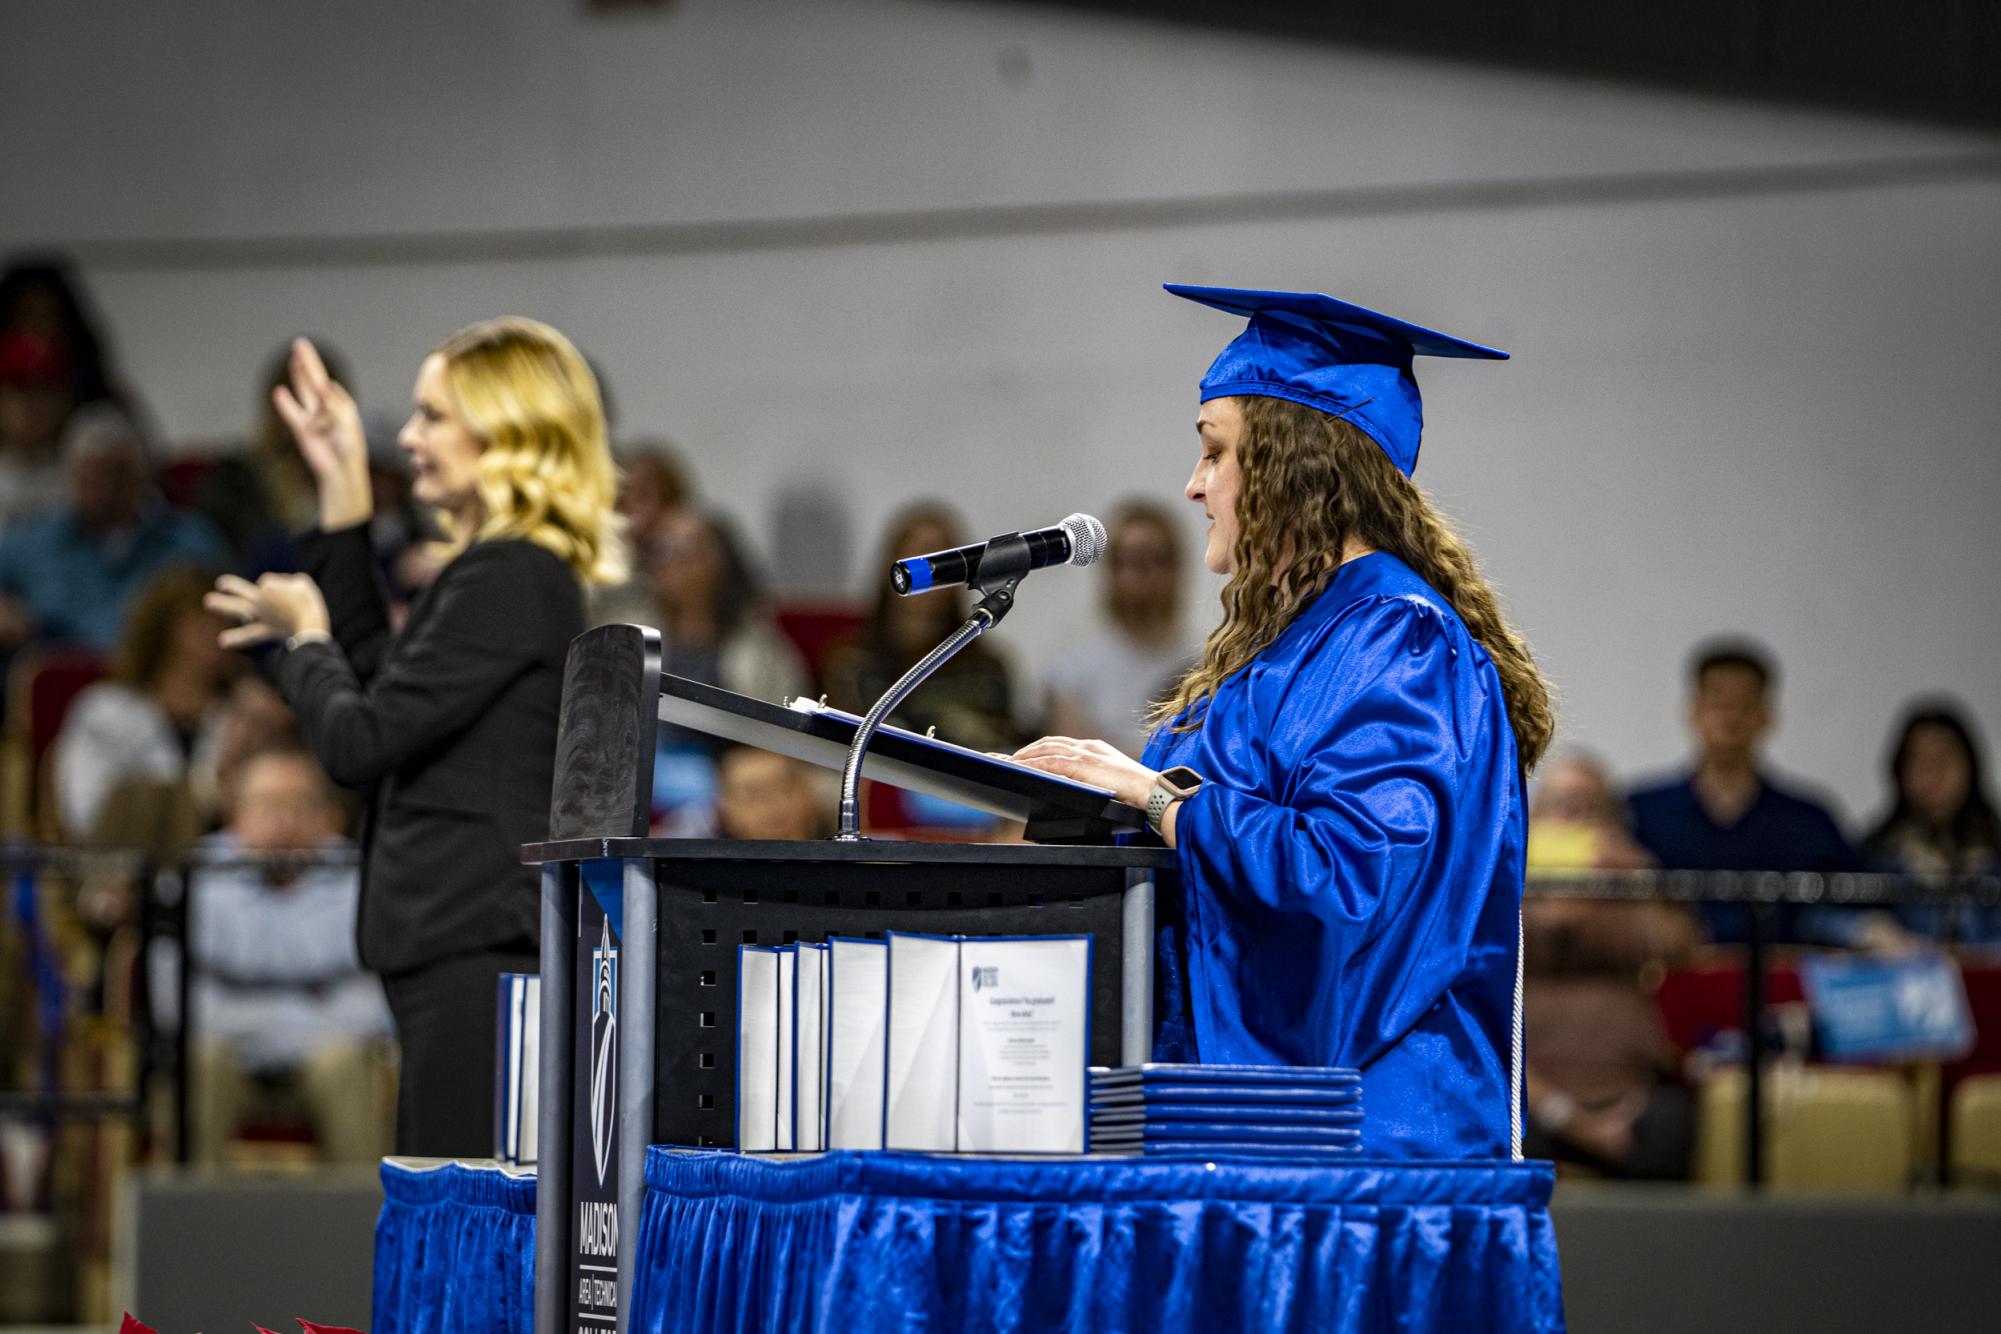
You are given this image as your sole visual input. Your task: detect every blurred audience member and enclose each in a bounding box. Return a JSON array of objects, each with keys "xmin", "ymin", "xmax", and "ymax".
[
  {"xmin": 1527, "ymin": 747, "xmax": 1654, "ymax": 872},
  {"xmin": 1627, "ymin": 639, "xmax": 1861, "ymax": 944},
  {"xmin": 651, "ymin": 508, "xmax": 809, "ymax": 705},
  {"xmin": 1044, "ymin": 499, "xmax": 1197, "ymax": 758},
  {"xmin": 716, "ymin": 745, "xmax": 836, "ymax": 841},
  {"xmin": 620, "ymin": 443, "xmax": 693, "ymax": 566},
  {"xmin": 0, "ymin": 330, "xmax": 75, "ymax": 523},
  {"xmin": 50, "ymin": 565, "xmax": 232, "ymax": 847},
  {"xmin": 192, "ymin": 341, "xmax": 355, "ymax": 565},
  {"xmin": 0, "ymin": 257, "xmax": 116, "ymax": 406},
  {"xmin": 824, "ymin": 502, "xmax": 1021, "ymax": 754},
  {"xmin": 0, "ymin": 406, "xmax": 229, "ymax": 651},
  {"xmin": 203, "ymin": 675, "xmax": 305, "ymax": 814},
  {"xmin": 1864, "ymin": 700, "xmax": 2001, "ymax": 944},
  {"xmin": 0, "ymin": 257, "xmax": 119, "ymax": 521},
  {"xmin": 1523, "ymin": 749, "xmax": 1699, "ymax": 1179},
  {"xmin": 613, "ymin": 508, "xmax": 808, "ymax": 835},
  {"xmin": 590, "ymin": 443, "xmax": 694, "ymax": 626},
  {"xmin": 187, "ymin": 745, "xmax": 391, "ymax": 1165}
]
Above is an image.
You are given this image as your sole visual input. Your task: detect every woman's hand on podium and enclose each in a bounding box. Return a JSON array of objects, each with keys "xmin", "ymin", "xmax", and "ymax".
[
  {"xmin": 1010, "ymin": 735, "xmax": 1156, "ymax": 811},
  {"xmin": 272, "ymin": 336, "xmax": 374, "ymax": 531},
  {"xmin": 206, "ymin": 571, "xmax": 332, "ymax": 651}
]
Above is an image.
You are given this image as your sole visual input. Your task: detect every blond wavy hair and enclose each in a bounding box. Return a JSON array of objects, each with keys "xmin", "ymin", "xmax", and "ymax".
[
  {"xmin": 1149, "ymin": 396, "xmax": 1554, "ymax": 770},
  {"xmin": 432, "ymin": 317, "xmax": 627, "ymax": 586}
]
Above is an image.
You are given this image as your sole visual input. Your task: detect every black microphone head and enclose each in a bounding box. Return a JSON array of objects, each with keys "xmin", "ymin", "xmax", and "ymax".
[{"xmin": 1060, "ymin": 513, "xmax": 1108, "ymax": 567}]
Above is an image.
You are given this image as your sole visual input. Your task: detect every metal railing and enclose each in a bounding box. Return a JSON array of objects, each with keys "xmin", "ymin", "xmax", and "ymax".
[
  {"xmin": 1525, "ymin": 868, "xmax": 2001, "ymax": 1188},
  {"xmin": 3, "ymin": 845, "xmax": 1995, "ymax": 1180},
  {"xmin": 1, "ymin": 842, "xmax": 362, "ymax": 1163}
]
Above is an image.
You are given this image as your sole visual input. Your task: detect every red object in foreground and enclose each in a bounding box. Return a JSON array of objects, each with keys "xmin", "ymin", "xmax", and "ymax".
[{"xmin": 120, "ymin": 1317, "xmax": 159, "ymax": 1334}]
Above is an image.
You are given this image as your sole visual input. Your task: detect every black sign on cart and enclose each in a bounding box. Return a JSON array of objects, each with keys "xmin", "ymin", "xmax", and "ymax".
[
  {"xmin": 568, "ymin": 870, "xmax": 622, "ymax": 1331},
  {"xmin": 526, "ymin": 624, "xmax": 1172, "ymax": 1334}
]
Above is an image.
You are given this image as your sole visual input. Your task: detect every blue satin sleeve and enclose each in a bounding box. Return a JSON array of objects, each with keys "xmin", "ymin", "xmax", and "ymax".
[{"xmin": 1148, "ymin": 586, "xmax": 1524, "ymax": 1158}]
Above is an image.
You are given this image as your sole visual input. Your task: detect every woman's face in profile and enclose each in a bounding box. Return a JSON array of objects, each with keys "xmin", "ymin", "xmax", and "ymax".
[
  {"xmin": 399, "ymin": 354, "xmax": 485, "ymax": 516},
  {"xmin": 1186, "ymin": 397, "xmax": 1243, "ymax": 575}
]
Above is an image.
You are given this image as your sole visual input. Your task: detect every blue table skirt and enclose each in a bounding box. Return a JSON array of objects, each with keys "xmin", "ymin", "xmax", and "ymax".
[
  {"xmin": 632, "ymin": 1149, "xmax": 1565, "ymax": 1333},
  {"xmin": 374, "ymin": 1160, "xmax": 538, "ymax": 1334}
]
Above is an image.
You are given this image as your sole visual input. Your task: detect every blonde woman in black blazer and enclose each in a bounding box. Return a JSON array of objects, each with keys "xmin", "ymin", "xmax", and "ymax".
[{"xmin": 208, "ymin": 319, "xmax": 625, "ymax": 1155}]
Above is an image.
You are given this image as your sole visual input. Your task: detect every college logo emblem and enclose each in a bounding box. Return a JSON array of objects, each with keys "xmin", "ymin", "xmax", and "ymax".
[
  {"xmin": 589, "ymin": 915, "xmax": 618, "ymax": 1187},
  {"xmin": 971, "ymin": 965, "xmax": 998, "ymax": 992}
]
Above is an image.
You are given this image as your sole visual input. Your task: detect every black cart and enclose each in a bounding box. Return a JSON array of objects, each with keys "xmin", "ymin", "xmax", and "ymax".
[{"xmin": 525, "ymin": 625, "xmax": 1172, "ymax": 1334}]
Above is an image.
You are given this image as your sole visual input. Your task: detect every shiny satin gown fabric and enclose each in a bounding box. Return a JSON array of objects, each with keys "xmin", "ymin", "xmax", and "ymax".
[
  {"xmin": 629, "ymin": 1148, "xmax": 1564, "ymax": 1333},
  {"xmin": 374, "ymin": 1160, "xmax": 537, "ymax": 1334},
  {"xmin": 1142, "ymin": 552, "xmax": 1527, "ymax": 1159}
]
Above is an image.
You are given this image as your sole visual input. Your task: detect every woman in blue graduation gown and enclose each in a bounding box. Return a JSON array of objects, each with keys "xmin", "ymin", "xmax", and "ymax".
[{"xmin": 1015, "ymin": 285, "xmax": 1554, "ymax": 1159}]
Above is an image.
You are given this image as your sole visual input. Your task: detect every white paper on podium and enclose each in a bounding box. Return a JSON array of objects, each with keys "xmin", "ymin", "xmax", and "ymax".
[
  {"xmin": 885, "ymin": 934, "xmax": 962, "ymax": 1151},
  {"xmin": 794, "ymin": 943, "xmax": 828, "ymax": 1152},
  {"xmin": 956, "ymin": 936, "xmax": 1089, "ymax": 1153},
  {"xmin": 775, "ymin": 947, "xmax": 797, "ymax": 1151},
  {"xmin": 736, "ymin": 946, "xmax": 782, "ymax": 1151},
  {"xmin": 825, "ymin": 937, "xmax": 888, "ymax": 1149},
  {"xmin": 495, "ymin": 973, "xmax": 540, "ymax": 1165},
  {"xmin": 520, "ymin": 977, "xmax": 539, "ymax": 1162}
]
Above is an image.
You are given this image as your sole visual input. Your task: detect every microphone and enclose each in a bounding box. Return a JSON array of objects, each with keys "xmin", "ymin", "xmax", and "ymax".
[{"xmin": 891, "ymin": 513, "xmax": 1107, "ymax": 595}]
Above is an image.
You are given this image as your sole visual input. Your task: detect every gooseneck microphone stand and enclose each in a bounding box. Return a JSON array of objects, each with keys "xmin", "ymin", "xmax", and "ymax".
[{"xmin": 834, "ymin": 533, "xmax": 1034, "ymax": 842}]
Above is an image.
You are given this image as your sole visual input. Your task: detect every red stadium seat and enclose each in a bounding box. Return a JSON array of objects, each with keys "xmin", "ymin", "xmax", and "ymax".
[
  {"xmin": 772, "ymin": 602, "xmax": 865, "ymax": 695},
  {"xmin": 1655, "ymin": 953, "xmax": 1807, "ymax": 1054}
]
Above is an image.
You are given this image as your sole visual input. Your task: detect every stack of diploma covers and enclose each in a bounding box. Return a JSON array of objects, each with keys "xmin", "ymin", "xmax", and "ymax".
[
  {"xmin": 1088, "ymin": 1064, "xmax": 1364, "ymax": 1158},
  {"xmin": 738, "ymin": 931, "xmax": 1093, "ymax": 1154},
  {"xmin": 493, "ymin": 972, "xmax": 540, "ymax": 1166}
]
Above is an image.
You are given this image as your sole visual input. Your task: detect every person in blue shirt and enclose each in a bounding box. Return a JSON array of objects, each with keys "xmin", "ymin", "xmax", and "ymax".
[
  {"xmin": 1627, "ymin": 640, "xmax": 1878, "ymax": 947},
  {"xmin": 1015, "ymin": 285, "xmax": 1552, "ymax": 1159},
  {"xmin": 0, "ymin": 404, "xmax": 229, "ymax": 651}
]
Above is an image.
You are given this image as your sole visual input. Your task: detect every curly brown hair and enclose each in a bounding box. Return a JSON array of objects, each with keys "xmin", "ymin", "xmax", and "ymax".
[{"xmin": 1149, "ymin": 396, "xmax": 1554, "ymax": 770}]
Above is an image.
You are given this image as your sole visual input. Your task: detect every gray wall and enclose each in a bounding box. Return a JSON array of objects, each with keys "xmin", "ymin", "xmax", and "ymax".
[{"xmin": 6, "ymin": 0, "xmax": 1999, "ymax": 817}]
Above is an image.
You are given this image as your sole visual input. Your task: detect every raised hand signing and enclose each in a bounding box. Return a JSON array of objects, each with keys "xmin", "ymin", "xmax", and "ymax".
[{"xmin": 271, "ymin": 337, "xmax": 373, "ymax": 530}]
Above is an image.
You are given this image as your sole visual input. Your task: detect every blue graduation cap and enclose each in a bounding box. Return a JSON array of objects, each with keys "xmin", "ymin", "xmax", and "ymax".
[{"xmin": 1165, "ymin": 283, "xmax": 1508, "ymax": 476}]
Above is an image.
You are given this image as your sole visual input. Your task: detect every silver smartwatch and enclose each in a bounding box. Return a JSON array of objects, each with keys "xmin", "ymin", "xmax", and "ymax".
[{"xmin": 1145, "ymin": 766, "xmax": 1204, "ymax": 835}]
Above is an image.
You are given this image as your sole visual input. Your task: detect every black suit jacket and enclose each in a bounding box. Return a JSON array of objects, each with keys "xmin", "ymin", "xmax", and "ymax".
[{"xmin": 283, "ymin": 525, "xmax": 583, "ymax": 973}]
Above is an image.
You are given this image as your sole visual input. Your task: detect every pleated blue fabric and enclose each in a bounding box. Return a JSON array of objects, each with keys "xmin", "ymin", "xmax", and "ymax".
[
  {"xmin": 630, "ymin": 1148, "xmax": 1565, "ymax": 1333},
  {"xmin": 374, "ymin": 1160, "xmax": 537, "ymax": 1334}
]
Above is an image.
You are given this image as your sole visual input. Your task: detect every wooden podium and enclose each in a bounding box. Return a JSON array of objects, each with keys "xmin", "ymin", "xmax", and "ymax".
[{"xmin": 524, "ymin": 625, "xmax": 1172, "ymax": 1334}]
